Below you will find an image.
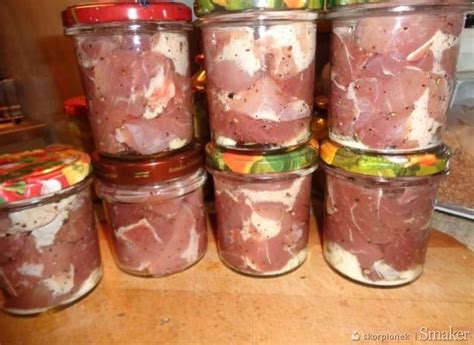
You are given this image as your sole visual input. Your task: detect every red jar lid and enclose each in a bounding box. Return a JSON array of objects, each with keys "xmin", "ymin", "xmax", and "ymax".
[
  {"xmin": 62, "ymin": 2, "xmax": 192, "ymax": 27},
  {"xmin": 93, "ymin": 142, "xmax": 203, "ymax": 185}
]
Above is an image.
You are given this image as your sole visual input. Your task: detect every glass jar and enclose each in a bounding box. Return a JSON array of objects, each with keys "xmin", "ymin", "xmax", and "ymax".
[
  {"xmin": 206, "ymin": 141, "xmax": 318, "ymax": 276},
  {"xmin": 327, "ymin": 2, "xmax": 470, "ymax": 153},
  {"xmin": 197, "ymin": 11, "xmax": 318, "ymax": 151},
  {"xmin": 320, "ymin": 141, "xmax": 450, "ymax": 286},
  {"xmin": 94, "ymin": 143, "xmax": 207, "ymax": 277},
  {"xmin": 63, "ymin": 2, "xmax": 194, "ymax": 157},
  {"xmin": 0, "ymin": 147, "xmax": 101, "ymax": 315}
]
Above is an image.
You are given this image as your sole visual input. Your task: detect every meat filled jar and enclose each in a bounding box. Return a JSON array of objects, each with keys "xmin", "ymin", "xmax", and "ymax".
[
  {"xmin": 0, "ymin": 147, "xmax": 102, "ymax": 315},
  {"xmin": 195, "ymin": 0, "xmax": 319, "ymax": 151},
  {"xmin": 206, "ymin": 141, "xmax": 319, "ymax": 276},
  {"xmin": 63, "ymin": 2, "xmax": 194, "ymax": 157},
  {"xmin": 94, "ymin": 143, "xmax": 208, "ymax": 277},
  {"xmin": 327, "ymin": 0, "xmax": 471, "ymax": 153},
  {"xmin": 320, "ymin": 141, "xmax": 450, "ymax": 286}
]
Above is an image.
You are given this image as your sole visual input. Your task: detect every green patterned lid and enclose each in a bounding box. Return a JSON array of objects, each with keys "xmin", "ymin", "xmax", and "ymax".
[
  {"xmin": 206, "ymin": 140, "xmax": 319, "ymax": 174},
  {"xmin": 321, "ymin": 141, "xmax": 450, "ymax": 177},
  {"xmin": 195, "ymin": 0, "xmax": 323, "ymax": 16}
]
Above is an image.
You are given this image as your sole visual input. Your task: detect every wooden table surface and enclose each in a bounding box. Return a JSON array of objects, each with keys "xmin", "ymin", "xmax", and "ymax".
[{"xmin": 0, "ymin": 211, "xmax": 473, "ymax": 345}]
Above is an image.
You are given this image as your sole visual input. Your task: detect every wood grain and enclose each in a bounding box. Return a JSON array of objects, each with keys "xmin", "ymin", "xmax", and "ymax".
[{"xmin": 0, "ymin": 211, "xmax": 472, "ymax": 345}]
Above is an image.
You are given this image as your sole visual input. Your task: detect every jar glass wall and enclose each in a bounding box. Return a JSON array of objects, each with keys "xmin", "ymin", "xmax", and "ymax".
[
  {"xmin": 322, "ymin": 164, "xmax": 444, "ymax": 286},
  {"xmin": 95, "ymin": 169, "xmax": 208, "ymax": 277},
  {"xmin": 199, "ymin": 11, "xmax": 318, "ymax": 151},
  {"xmin": 0, "ymin": 177, "xmax": 102, "ymax": 315},
  {"xmin": 66, "ymin": 21, "xmax": 194, "ymax": 157},
  {"xmin": 210, "ymin": 169, "xmax": 315, "ymax": 276},
  {"xmin": 328, "ymin": 4, "xmax": 468, "ymax": 153}
]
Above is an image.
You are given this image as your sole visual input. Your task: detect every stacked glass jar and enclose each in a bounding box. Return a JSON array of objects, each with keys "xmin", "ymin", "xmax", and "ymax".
[
  {"xmin": 195, "ymin": 0, "xmax": 321, "ymax": 275},
  {"xmin": 322, "ymin": 0, "xmax": 470, "ymax": 286},
  {"xmin": 0, "ymin": 147, "xmax": 102, "ymax": 315},
  {"xmin": 63, "ymin": 2, "xmax": 208, "ymax": 277}
]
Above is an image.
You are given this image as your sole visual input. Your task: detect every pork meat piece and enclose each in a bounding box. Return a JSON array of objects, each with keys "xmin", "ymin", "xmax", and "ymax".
[
  {"xmin": 213, "ymin": 174, "xmax": 312, "ymax": 276},
  {"xmin": 323, "ymin": 169, "xmax": 441, "ymax": 286},
  {"xmin": 104, "ymin": 187, "xmax": 207, "ymax": 277},
  {"xmin": 74, "ymin": 32, "xmax": 193, "ymax": 156}
]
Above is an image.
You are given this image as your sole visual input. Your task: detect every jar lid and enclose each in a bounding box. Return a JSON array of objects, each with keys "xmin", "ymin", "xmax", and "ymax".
[
  {"xmin": 94, "ymin": 142, "xmax": 203, "ymax": 185},
  {"xmin": 0, "ymin": 146, "xmax": 92, "ymax": 204},
  {"xmin": 62, "ymin": 2, "xmax": 192, "ymax": 27},
  {"xmin": 64, "ymin": 96, "xmax": 88, "ymax": 117},
  {"xmin": 320, "ymin": 141, "xmax": 450, "ymax": 177},
  {"xmin": 195, "ymin": 0, "xmax": 323, "ymax": 17},
  {"xmin": 206, "ymin": 140, "xmax": 319, "ymax": 174}
]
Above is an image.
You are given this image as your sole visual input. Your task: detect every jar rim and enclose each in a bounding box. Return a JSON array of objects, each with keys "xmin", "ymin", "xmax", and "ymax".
[
  {"xmin": 196, "ymin": 10, "xmax": 318, "ymax": 27},
  {"xmin": 95, "ymin": 168, "xmax": 206, "ymax": 203},
  {"xmin": 207, "ymin": 165, "xmax": 317, "ymax": 181},
  {"xmin": 322, "ymin": 161, "xmax": 448, "ymax": 184},
  {"xmin": 64, "ymin": 21, "xmax": 193, "ymax": 36}
]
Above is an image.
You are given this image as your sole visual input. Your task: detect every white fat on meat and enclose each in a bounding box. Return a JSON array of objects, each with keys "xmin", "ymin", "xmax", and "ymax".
[
  {"xmin": 115, "ymin": 218, "xmax": 162, "ymax": 243},
  {"xmin": 215, "ymin": 27, "xmax": 261, "ymax": 76},
  {"xmin": 216, "ymin": 90, "xmax": 309, "ymax": 122},
  {"xmin": 258, "ymin": 23, "xmax": 315, "ymax": 73},
  {"xmin": 243, "ymin": 249, "xmax": 307, "ymax": 275},
  {"xmin": 151, "ymin": 32, "xmax": 189, "ymax": 76},
  {"xmin": 216, "ymin": 136, "xmax": 237, "ymax": 147},
  {"xmin": 331, "ymin": 73, "xmax": 348, "ymax": 91},
  {"xmin": 283, "ymin": 226, "xmax": 304, "ymax": 256},
  {"xmin": 42, "ymin": 264, "xmax": 75, "ymax": 297},
  {"xmin": 5, "ymin": 267, "xmax": 102, "ymax": 315},
  {"xmin": 324, "ymin": 242, "xmax": 422, "ymax": 286},
  {"xmin": 240, "ymin": 219, "xmax": 252, "ymax": 241},
  {"xmin": 8, "ymin": 195, "xmax": 79, "ymax": 251},
  {"xmin": 329, "ymin": 132, "xmax": 370, "ymax": 151},
  {"xmin": 8, "ymin": 194, "xmax": 76, "ymax": 233},
  {"xmin": 251, "ymin": 99, "xmax": 309, "ymax": 122},
  {"xmin": 168, "ymin": 138, "xmax": 187, "ymax": 150},
  {"xmin": 229, "ymin": 179, "xmax": 304, "ymax": 241},
  {"xmin": 282, "ymin": 127, "xmax": 311, "ymax": 147},
  {"xmin": 143, "ymin": 65, "xmax": 176, "ymax": 119},
  {"xmin": 326, "ymin": 181, "xmax": 337, "ymax": 216},
  {"xmin": 17, "ymin": 263, "xmax": 44, "ymax": 278},
  {"xmin": 346, "ymin": 81, "xmax": 363, "ymax": 120},
  {"xmin": 245, "ymin": 201, "xmax": 282, "ymax": 240},
  {"xmin": 407, "ymin": 30, "xmax": 459, "ymax": 75},
  {"xmin": 180, "ymin": 225, "xmax": 200, "ymax": 263},
  {"xmin": 407, "ymin": 88, "xmax": 441, "ymax": 148},
  {"xmin": 236, "ymin": 177, "xmax": 305, "ymax": 211}
]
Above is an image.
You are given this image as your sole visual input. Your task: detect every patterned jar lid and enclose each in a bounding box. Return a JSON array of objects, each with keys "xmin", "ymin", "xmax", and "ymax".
[
  {"xmin": 0, "ymin": 146, "xmax": 91, "ymax": 204},
  {"xmin": 320, "ymin": 140, "xmax": 450, "ymax": 177},
  {"xmin": 195, "ymin": 0, "xmax": 323, "ymax": 17},
  {"xmin": 206, "ymin": 140, "xmax": 319, "ymax": 174}
]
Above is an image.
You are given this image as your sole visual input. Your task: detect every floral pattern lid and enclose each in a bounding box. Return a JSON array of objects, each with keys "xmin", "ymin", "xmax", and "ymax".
[
  {"xmin": 0, "ymin": 146, "xmax": 91, "ymax": 204},
  {"xmin": 195, "ymin": 0, "xmax": 323, "ymax": 16},
  {"xmin": 321, "ymin": 140, "xmax": 450, "ymax": 177},
  {"xmin": 206, "ymin": 140, "xmax": 319, "ymax": 174}
]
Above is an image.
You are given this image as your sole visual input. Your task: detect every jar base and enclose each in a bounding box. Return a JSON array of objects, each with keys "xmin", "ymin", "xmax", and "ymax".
[
  {"xmin": 218, "ymin": 249, "xmax": 308, "ymax": 277},
  {"xmin": 113, "ymin": 249, "xmax": 207, "ymax": 278},
  {"xmin": 323, "ymin": 242, "xmax": 423, "ymax": 287},
  {"xmin": 2, "ymin": 267, "xmax": 103, "ymax": 316}
]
